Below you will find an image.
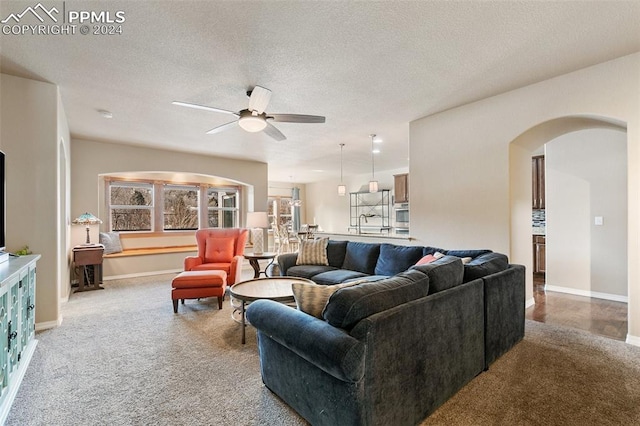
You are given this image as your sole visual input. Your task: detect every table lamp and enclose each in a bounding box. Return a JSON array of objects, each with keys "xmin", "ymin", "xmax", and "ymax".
[
  {"xmin": 72, "ymin": 212, "xmax": 103, "ymax": 245},
  {"xmin": 246, "ymin": 212, "xmax": 268, "ymax": 255}
]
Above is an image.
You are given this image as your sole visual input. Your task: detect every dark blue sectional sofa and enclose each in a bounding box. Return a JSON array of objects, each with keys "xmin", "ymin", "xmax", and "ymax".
[{"xmin": 246, "ymin": 240, "xmax": 525, "ymax": 426}]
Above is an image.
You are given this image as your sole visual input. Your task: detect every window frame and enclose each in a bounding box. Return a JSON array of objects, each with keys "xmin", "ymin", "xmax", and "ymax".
[{"xmin": 105, "ymin": 178, "xmax": 240, "ymax": 234}]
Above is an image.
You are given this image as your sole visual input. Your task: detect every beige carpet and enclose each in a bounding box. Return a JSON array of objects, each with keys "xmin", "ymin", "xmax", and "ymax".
[{"xmin": 7, "ymin": 273, "xmax": 640, "ymax": 425}]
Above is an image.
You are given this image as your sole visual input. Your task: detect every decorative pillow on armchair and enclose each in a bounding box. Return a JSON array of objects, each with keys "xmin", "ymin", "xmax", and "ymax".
[
  {"xmin": 296, "ymin": 238, "xmax": 329, "ymax": 266},
  {"xmin": 204, "ymin": 237, "xmax": 235, "ymax": 263}
]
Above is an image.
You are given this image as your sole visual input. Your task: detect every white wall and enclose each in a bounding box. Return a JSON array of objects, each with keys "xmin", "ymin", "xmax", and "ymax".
[
  {"xmin": 546, "ymin": 128, "xmax": 627, "ymax": 298},
  {"xmin": 409, "ymin": 53, "xmax": 640, "ymax": 344},
  {"xmin": 71, "ymin": 138, "xmax": 268, "ymax": 236},
  {"xmin": 1, "ymin": 74, "xmax": 63, "ymax": 328}
]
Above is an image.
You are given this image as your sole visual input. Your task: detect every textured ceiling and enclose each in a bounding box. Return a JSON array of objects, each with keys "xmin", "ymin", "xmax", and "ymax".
[{"xmin": 1, "ymin": 1, "xmax": 639, "ymax": 183}]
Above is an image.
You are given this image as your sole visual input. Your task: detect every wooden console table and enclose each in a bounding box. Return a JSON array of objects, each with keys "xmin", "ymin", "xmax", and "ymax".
[{"xmin": 73, "ymin": 245, "xmax": 104, "ymax": 292}]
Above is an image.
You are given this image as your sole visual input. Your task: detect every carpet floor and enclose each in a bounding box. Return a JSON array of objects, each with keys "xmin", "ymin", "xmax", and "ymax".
[{"xmin": 6, "ymin": 273, "xmax": 640, "ymax": 425}]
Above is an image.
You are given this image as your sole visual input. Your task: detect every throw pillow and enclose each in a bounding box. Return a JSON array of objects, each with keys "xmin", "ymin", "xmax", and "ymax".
[
  {"xmin": 204, "ymin": 237, "xmax": 235, "ymax": 263},
  {"xmin": 415, "ymin": 254, "xmax": 437, "ymax": 265},
  {"xmin": 292, "ymin": 280, "xmax": 362, "ymax": 318},
  {"xmin": 296, "ymin": 238, "xmax": 329, "ymax": 266},
  {"xmin": 99, "ymin": 232, "xmax": 123, "ymax": 254}
]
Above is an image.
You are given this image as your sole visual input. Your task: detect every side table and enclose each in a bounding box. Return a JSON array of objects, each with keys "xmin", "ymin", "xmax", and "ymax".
[
  {"xmin": 73, "ymin": 244, "xmax": 104, "ymax": 292},
  {"xmin": 244, "ymin": 252, "xmax": 277, "ymax": 278}
]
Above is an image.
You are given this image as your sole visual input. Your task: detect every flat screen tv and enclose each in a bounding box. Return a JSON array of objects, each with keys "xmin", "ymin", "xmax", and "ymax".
[{"xmin": 0, "ymin": 150, "xmax": 4, "ymax": 252}]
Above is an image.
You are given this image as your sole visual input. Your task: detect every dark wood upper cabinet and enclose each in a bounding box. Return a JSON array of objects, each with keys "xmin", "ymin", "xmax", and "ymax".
[
  {"xmin": 532, "ymin": 156, "xmax": 545, "ymax": 209},
  {"xmin": 394, "ymin": 173, "xmax": 409, "ymax": 204}
]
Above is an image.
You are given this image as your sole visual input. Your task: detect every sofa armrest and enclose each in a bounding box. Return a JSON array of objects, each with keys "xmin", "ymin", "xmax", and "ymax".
[
  {"xmin": 276, "ymin": 253, "xmax": 298, "ymax": 276},
  {"xmin": 184, "ymin": 256, "xmax": 202, "ymax": 271},
  {"xmin": 246, "ymin": 299, "xmax": 365, "ymax": 382}
]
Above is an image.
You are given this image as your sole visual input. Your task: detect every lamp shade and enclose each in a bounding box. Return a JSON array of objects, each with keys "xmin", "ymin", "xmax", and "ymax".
[
  {"xmin": 246, "ymin": 212, "xmax": 269, "ymax": 228},
  {"xmin": 337, "ymin": 184, "xmax": 346, "ymax": 196},
  {"xmin": 72, "ymin": 212, "xmax": 103, "ymax": 225},
  {"xmin": 369, "ymin": 180, "xmax": 379, "ymax": 193}
]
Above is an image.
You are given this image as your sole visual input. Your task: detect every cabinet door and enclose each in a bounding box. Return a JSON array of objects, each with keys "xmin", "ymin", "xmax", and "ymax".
[
  {"xmin": 0, "ymin": 284, "xmax": 9, "ymax": 396},
  {"xmin": 533, "ymin": 236, "xmax": 546, "ymax": 273},
  {"xmin": 394, "ymin": 174, "xmax": 409, "ymax": 204},
  {"xmin": 532, "ymin": 156, "xmax": 545, "ymax": 209},
  {"xmin": 8, "ymin": 279, "xmax": 20, "ymax": 373},
  {"xmin": 26, "ymin": 266, "xmax": 36, "ymax": 341}
]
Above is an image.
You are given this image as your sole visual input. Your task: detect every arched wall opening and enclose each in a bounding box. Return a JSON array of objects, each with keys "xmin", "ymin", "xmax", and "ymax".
[{"xmin": 509, "ymin": 115, "xmax": 628, "ymax": 336}]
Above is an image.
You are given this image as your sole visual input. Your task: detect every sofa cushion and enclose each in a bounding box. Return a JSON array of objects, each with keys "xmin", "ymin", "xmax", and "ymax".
[
  {"xmin": 323, "ymin": 269, "xmax": 430, "ymax": 330},
  {"xmin": 292, "ymin": 281, "xmax": 360, "ymax": 318},
  {"xmin": 204, "ymin": 237, "xmax": 234, "ymax": 263},
  {"xmin": 287, "ymin": 265, "xmax": 337, "ymax": 280},
  {"xmin": 324, "ymin": 240, "xmax": 347, "ymax": 268},
  {"xmin": 423, "ymin": 246, "xmax": 447, "ymax": 256},
  {"xmin": 463, "ymin": 252, "xmax": 509, "ymax": 282},
  {"xmin": 312, "ymin": 269, "xmax": 368, "ymax": 285},
  {"xmin": 411, "ymin": 255, "xmax": 464, "ymax": 294},
  {"xmin": 342, "ymin": 242, "xmax": 381, "ymax": 274},
  {"xmin": 296, "ymin": 238, "xmax": 329, "ymax": 266},
  {"xmin": 374, "ymin": 244, "xmax": 424, "ymax": 276}
]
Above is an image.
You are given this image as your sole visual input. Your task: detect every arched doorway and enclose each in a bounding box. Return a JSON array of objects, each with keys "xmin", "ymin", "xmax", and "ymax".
[{"xmin": 509, "ymin": 115, "xmax": 628, "ymax": 339}]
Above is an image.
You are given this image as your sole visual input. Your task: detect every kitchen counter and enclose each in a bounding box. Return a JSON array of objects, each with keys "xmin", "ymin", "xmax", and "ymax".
[{"xmin": 316, "ymin": 232, "xmax": 414, "ymax": 243}]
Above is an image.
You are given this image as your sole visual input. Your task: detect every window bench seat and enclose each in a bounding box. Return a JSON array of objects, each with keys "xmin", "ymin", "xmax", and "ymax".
[
  {"xmin": 102, "ymin": 236, "xmax": 198, "ymax": 280},
  {"xmin": 103, "ymin": 245, "xmax": 198, "ymax": 258}
]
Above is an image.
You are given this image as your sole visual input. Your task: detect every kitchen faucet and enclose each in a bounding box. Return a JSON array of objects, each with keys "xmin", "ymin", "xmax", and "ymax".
[{"xmin": 358, "ymin": 213, "xmax": 376, "ymax": 235}]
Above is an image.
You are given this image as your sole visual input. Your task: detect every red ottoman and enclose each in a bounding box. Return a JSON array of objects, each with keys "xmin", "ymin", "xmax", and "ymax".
[{"xmin": 171, "ymin": 270, "xmax": 228, "ymax": 313}]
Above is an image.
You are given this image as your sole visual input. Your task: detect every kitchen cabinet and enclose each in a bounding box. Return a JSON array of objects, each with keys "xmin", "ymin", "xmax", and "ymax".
[
  {"xmin": 393, "ymin": 173, "xmax": 409, "ymax": 204},
  {"xmin": 532, "ymin": 155, "xmax": 545, "ymax": 209},
  {"xmin": 533, "ymin": 235, "xmax": 546, "ymax": 273}
]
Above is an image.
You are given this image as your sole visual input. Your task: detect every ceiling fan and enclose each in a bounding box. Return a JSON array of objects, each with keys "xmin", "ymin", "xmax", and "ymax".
[{"xmin": 173, "ymin": 86, "xmax": 325, "ymax": 141}]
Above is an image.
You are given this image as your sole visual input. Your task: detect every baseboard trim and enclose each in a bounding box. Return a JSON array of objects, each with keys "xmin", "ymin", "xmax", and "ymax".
[
  {"xmin": 104, "ymin": 269, "xmax": 182, "ymax": 281},
  {"xmin": 545, "ymin": 285, "xmax": 628, "ymax": 303},
  {"xmin": 525, "ymin": 297, "xmax": 535, "ymax": 309},
  {"xmin": 626, "ymin": 334, "xmax": 640, "ymax": 347},
  {"xmin": 36, "ymin": 317, "xmax": 62, "ymax": 331}
]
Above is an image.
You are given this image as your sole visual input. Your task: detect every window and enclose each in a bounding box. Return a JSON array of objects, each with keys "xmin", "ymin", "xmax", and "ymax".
[
  {"xmin": 268, "ymin": 196, "xmax": 293, "ymax": 230},
  {"xmin": 106, "ymin": 179, "xmax": 240, "ymax": 233},
  {"xmin": 109, "ymin": 182, "xmax": 153, "ymax": 231},
  {"xmin": 207, "ymin": 189, "xmax": 239, "ymax": 228},
  {"xmin": 164, "ymin": 185, "xmax": 198, "ymax": 230}
]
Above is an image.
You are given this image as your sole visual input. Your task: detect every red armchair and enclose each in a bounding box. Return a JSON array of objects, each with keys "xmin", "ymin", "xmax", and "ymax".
[{"xmin": 184, "ymin": 228, "xmax": 249, "ymax": 285}]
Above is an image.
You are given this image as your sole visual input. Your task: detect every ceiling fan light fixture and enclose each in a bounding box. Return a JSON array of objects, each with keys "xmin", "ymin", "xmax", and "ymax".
[{"xmin": 238, "ymin": 115, "xmax": 267, "ymax": 132}]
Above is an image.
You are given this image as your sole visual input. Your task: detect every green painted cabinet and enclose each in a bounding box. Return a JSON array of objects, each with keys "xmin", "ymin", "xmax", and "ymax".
[{"xmin": 0, "ymin": 255, "xmax": 40, "ymax": 423}]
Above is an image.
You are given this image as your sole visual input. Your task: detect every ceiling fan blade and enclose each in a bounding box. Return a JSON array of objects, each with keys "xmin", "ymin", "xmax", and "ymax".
[
  {"xmin": 172, "ymin": 101, "xmax": 238, "ymax": 116},
  {"xmin": 263, "ymin": 122, "xmax": 286, "ymax": 141},
  {"xmin": 248, "ymin": 86, "xmax": 272, "ymax": 114},
  {"xmin": 269, "ymin": 114, "xmax": 326, "ymax": 123},
  {"xmin": 206, "ymin": 120, "xmax": 238, "ymax": 135}
]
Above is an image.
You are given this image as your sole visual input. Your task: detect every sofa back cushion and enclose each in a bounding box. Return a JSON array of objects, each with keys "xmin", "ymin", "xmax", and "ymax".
[
  {"xmin": 327, "ymin": 240, "xmax": 348, "ymax": 268},
  {"xmin": 411, "ymin": 255, "xmax": 464, "ymax": 294},
  {"xmin": 204, "ymin": 237, "xmax": 235, "ymax": 263},
  {"xmin": 342, "ymin": 242, "xmax": 381, "ymax": 274},
  {"xmin": 374, "ymin": 244, "xmax": 424, "ymax": 276},
  {"xmin": 323, "ymin": 269, "xmax": 429, "ymax": 330},
  {"xmin": 462, "ymin": 252, "xmax": 509, "ymax": 282}
]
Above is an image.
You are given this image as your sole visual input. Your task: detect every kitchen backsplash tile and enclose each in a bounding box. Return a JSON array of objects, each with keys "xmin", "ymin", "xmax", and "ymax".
[{"xmin": 533, "ymin": 209, "xmax": 545, "ymax": 234}]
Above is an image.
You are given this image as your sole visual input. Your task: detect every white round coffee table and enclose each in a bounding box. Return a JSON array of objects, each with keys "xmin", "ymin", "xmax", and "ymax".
[{"xmin": 229, "ymin": 277, "xmax": 314, "ymax": 344}]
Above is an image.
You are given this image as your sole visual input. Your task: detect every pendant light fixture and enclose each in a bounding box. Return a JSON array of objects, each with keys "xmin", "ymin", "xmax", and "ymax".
[
  {"xmin": 338, "ymin": 143, "xmax": 346, "ymax": 196},
  {"xmin": 369, "ymin": 134, "xmax": 379, "ymax": 193}
]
